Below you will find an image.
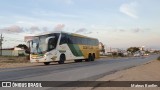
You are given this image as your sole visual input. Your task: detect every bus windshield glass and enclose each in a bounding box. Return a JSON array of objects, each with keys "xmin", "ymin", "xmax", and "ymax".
[
  {"xmin": 30, "ymin": 36, "xmax": 47, "ymax": 54},
  {"xmin": 30, "ymin": 33, "xmax": 60, "ymax": 54}
]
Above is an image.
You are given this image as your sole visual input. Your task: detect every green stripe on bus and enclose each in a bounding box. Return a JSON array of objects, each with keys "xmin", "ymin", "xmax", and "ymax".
[{"xmin": 68, "ymin": 44, "xmax": 83, "ymax": 56}]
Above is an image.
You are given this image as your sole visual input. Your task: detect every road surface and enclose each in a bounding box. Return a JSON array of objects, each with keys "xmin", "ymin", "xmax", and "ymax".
[{"xmin": 0, "ymin": 55, "xmax": 158, "ymax": 90}]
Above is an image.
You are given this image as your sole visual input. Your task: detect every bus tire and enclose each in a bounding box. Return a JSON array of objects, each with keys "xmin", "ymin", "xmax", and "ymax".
[
  {"xmin": 58, "ymin": 54, "xmax": 65, "ymax": 64},
  {"xmin": 91, "ymin": 53, "xmax": 95, "ymax": 61},
  {"xmin": 79, "ymin": 59, "xmax": 83, "ymax": 62},
  {"xmin": 74, "ymin": 60, "xmax": 78, "ymax": 62},
  {"xmin": 44, "ymin": 62, "xmax": 50, "ymax": 65},
  {"xmin": 85, "ymin": 54, "xmax": 92, "ymax": 62}
]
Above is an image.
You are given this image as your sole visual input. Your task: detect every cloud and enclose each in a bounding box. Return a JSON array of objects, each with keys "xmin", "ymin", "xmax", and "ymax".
[
  {"xmin": 42, "ymin": 27, "xmax": 48, "ymax": 32},
  {"xmin": 0, "ymin": 25, "xmax": 24, "ymax": 33},
  {"xmin": 28, "ymin": 26, "xmax": 49, "ymax": 33},
  {"xmin": 75, "ymin": 28, "xmax": 87, "ymax": 33},
  {"xmin": 0, "ymin": 25, "xmax": 50, "ymax": 34},
  {"xmin": 119, "ymin": 29, "xmax": 126, "ymax": 32},
  {"xmin": 132, "ymin": 28, "xmax": 151, "ymax": 33},
  {"xmin": 54, "ymin": 24, "xmax": 65, "ymax": 31},
  {"xmin": 120, "ymin": 2, "xmax": 138, "ymax": 19},
  {"xmin": 30, "ymin": 26, "xmax": 40, "ymax": 32},
  {"xmin": 85, "ymin": 31, "xmax": 92, "ymax": 34},
  {"xmin": 132, "ymin": 28, "xmax": 140, "ymax": 33},
  {"xmin": 75, "ymin": 28, "xmax": 92, "ymax": 34}
]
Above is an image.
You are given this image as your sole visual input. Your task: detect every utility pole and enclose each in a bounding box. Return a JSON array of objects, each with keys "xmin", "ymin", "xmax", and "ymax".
[{"xmin": 0, "ymin": 34, "xmax": 3, "ymax": 56}]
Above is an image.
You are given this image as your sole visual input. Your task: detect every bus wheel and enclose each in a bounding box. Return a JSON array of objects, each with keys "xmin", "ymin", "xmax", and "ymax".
[
  {"xmin": 78, "ymin": 59, "xmax": 82, "ymax": 62},
  {"xmin": 74, "ymin": 60, "xmax": 79, "ymax": 62},
  {"xmin": 44, "ymin": 62, "xmax": 50, "ymax": 65},
  {"xmin": 85, "ymin": 54, "xmax": 92, "ymax": 62},
  {"xmin": 58, "ymin": 54, "xmax": 65, "ymax": 64},
  {"xmin": 91, "ymin": 54, "xmax": 95, "ymax": 61}
]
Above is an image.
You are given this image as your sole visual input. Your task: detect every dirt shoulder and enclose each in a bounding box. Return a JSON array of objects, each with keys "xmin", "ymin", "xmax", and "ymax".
[
  {"xmin": 74, "ymin": 60, "xmax": 160, "ymax": 90},
  {"xmin": 0, "ymin": 63, "xmax": 42, "ymax": 69},
  {"xmin": 98, "ymin": 60, "xmax": 160, "ymax": 81},
  {"xmin": 0, "ymin": 56, "xmax": 41, "ymax": 68}
]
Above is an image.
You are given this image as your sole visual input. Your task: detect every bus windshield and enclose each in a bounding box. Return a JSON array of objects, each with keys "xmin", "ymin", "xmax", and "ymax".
[
  {"xmin": 30, "ymin": 36, "xmax": 47, "ymax": 54},
  {"xmin": 30, "ymin": 33, "xmax": 60, "ymax": 54}
]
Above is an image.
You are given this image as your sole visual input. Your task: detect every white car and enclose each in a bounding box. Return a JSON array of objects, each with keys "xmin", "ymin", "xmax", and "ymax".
[
  {"xmin": 144, "ymin": 53, "xmax": 149, "ymax": 56},
  {"xmin": 134, "ymin": 53, "xmax": 141, "ymax": 57}
]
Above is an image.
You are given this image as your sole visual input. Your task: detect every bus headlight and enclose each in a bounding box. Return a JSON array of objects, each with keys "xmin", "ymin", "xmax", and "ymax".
[
  {"xmin": 45, "ymin": 53, "xmax": 52, "ymax": 56},
  {"xmin": 43, "ymin": 54, "xmax": 47, "ymax": 58}
]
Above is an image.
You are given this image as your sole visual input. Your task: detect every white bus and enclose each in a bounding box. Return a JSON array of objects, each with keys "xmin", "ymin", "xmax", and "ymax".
[{"xmin": 25, "ymin": 31, "xmax": 99, "ymax": 65}]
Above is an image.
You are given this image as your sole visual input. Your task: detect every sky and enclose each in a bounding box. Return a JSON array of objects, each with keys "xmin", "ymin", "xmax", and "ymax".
[{"xmin": 0, "ymin": 0, "xmax": 160, "ymax": 50}]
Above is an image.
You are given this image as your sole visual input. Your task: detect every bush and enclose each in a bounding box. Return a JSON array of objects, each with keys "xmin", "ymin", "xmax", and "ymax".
[
  {"xmin": 112, "ymin": 52, "xmax": 118, "ymax": 56},
  {"xmin": 157, "ymin": 56, "xmax": 160, "ymax": 61},
  {"xmin": 0, "ymin": 56, "xmax": 29, "ymax": 63},
  {"xmin": 18, "ymin": 53, "xmax": 25, "ymax": 56},
  {"xmin": 118, "ymin": 53, "xmax": 124, "ymax": 57}
]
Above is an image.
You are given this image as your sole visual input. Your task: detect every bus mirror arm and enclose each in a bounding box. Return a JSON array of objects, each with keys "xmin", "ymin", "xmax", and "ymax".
[
  {"xmin": 45, "ymin": 36, "xmax": 55, "ymax": 44},
  {"xmin": 25, "ymin": 49, "xmax": 30, "ymax": 54}
]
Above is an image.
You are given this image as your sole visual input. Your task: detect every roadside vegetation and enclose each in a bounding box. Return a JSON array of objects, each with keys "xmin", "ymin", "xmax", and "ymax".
[
  {"xmin": 157, "ymin": 56, "xmax": 160, "ymax": 61},
  {"xmin": 100, "ymin": 52, "xmax": 128, "ymax": 58},
  {"xmin": 127, "ymin": 47, "xmax": 140, "ymax": 55},
  {"xmin": 0, "ymin": 56, "xmax": 29, "ymax": 63}
]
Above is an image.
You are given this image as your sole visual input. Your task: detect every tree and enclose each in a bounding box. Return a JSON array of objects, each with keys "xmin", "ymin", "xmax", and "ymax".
[
  {"xmin": 99, "ymin": 42, "xmax": 105, "ymax": 54},
  {"xmin": 127, "ymin": 47, "xmax": 140, "ymax": 54},
  {"xmin": 16, "ymin": 44, "xmax": 30, "ymax": 54},
  {"xmin": 16, "ymin": 44, "xmax": 28, "ymax": 50},
  {"xmin": 153, "ymin": 50, "xmax": 160, "ymax": 54},
  {"xmin": 145, "ymin": 50, "xmax": 150, "ymax": 54}
]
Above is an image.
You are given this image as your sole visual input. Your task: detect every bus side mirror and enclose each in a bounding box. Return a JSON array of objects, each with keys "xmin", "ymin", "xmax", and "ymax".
[
  {"xmin": 45, "ymin": 36, "xmax": 55, "ymax": 44},
  {"xmin": 46, "ymin": 36, "xmax": 56, "ymax": 51},
  {"xmin": 25, "ymin": 49, "xmax": 30, "ymax": 54}
]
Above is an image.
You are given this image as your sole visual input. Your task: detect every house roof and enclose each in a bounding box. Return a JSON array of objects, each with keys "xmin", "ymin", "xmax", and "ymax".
[{"xmin": 2, "ymin": 48, "xmax": 14, "ymax": 50}]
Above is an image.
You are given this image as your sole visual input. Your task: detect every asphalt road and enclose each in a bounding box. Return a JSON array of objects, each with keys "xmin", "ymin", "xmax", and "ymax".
[
  {"xmin": 0, "ymin": 54, "xmax": 159, "ymax": 90},
  {"xmin": 0, "ymin": 55, "xmax": 158, "ymax": 81}
]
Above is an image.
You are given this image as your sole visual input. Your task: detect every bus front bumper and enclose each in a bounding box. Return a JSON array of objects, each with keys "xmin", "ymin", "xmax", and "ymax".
[{"xmin": 30, "ymin": 55, "xmax": 57, "ymax": 63}]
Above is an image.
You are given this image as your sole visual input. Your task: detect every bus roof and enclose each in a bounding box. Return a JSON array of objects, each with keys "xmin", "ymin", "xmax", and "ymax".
[
  {"xmin": 71, "ymin": 33, "xmax": 97, "ymax": 40},
  {"xmin": 32, "ymin": 31, "xmax": 97, "ymax": 40}
]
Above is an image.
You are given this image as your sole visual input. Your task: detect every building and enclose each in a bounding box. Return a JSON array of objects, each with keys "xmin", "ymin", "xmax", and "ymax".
[{"xmin": 2, "ymin": 47, "xmax": 26, "ymax": 56}]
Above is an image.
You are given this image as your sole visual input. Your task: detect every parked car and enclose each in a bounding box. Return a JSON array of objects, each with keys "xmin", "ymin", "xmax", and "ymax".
[
  {"xmin": 144, "ymin": 53, "xmax": 149, "ymax": 56},
  {"xmin": 134, "ymin": 53, "xmax": 141, "ymax": 57}
]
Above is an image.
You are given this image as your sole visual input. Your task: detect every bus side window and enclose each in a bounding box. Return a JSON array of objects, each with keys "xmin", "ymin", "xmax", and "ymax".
[
  {"xmin": 48, "ymin": 38, "xmax": 56, "ymax": 51},
  {"xmin": 83, "ymin": 38, "xmax": 87, "ymax": 45},
  {"xmin": 95, "ymin": 39, "xmax": 99, "ymax": 46},
  {"xmin": 60, "ymin": 34, "xmax": 67, "ymax": 45},
  {"xmin": 68, "ymin": 35, "xmax": 72, "ymax": 44}
]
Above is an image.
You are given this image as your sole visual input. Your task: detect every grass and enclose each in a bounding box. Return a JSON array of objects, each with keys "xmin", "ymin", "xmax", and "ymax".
[{"xmin": 0, "ymin": 56, "xmax": 29, "ymax": 63}]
